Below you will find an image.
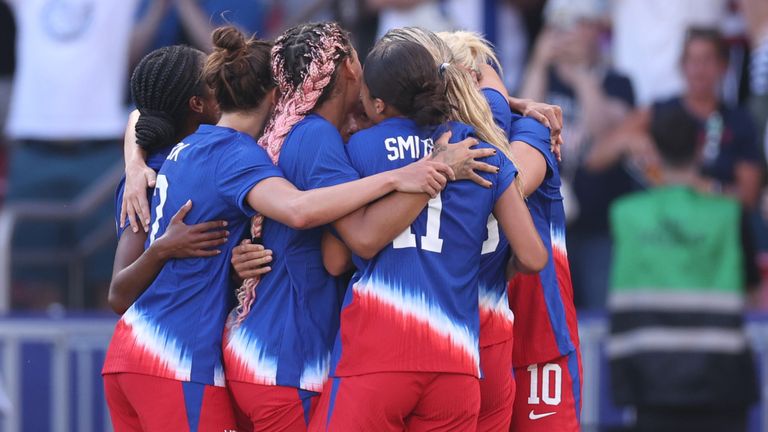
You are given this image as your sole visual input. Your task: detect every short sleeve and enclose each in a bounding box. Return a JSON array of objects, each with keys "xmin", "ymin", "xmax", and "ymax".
[
  {"xmin": 306, "ymin": 126, "xmax": 361, "ymax": 189},
  {"xmin": 509, "ymin": 117, "xmax": 557, "ymax": 174},
  {"xmin": 482, "ymin": 88, "xmax": 512, "ymax": 134},
  {"xmin": 215, "ymin": 138, "xmax": 284, "ymax": 217},
  {"xmin": 492, "ymin": 152, "xmax": 519, "ymax": 204}
]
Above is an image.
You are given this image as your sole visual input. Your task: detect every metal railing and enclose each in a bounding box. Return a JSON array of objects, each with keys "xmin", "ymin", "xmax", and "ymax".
[
  {"xmin": 0, "ymin": 163, "xmax": 124, "ymax": 311},
  {"xmin": 0, "ymin": 315, "xmax": 763, "ymax": 432}
]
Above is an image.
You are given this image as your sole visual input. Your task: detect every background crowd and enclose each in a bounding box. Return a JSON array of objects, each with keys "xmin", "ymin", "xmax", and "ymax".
[
  {"xmin": 2, "ymin": 0, "xmax": 768, "ymax": 430},
  {"xmin": 2, "ymin": 0, "xmax": 766, "ymax": 313}
]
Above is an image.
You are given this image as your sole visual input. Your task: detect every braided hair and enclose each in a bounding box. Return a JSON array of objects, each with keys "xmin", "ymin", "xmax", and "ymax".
[
  {"xmin": 131, "ymin": 45, "xmax": 207, "ymax": 153},
  {"xmin": 259, "ymin": 22, "xmax": 352, "ymax": 163}
]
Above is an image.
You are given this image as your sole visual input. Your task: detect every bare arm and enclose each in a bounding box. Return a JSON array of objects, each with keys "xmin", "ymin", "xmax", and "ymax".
[
  {"xmin": 494, "ymin": 186, "xmax": 548, "ymax": 274},
  {"xmin": 584, "ymin": 109, "xmax": 652, "ymax": 172},
  {"xmin": 174, "ymin": 0, "xmax": 215, "ymax": 52},
  {"xmin": 108, "ymin": 201, "xmax": 228, "ymax": 314},
  {"xmin": 518, "ymin": 29, "xmax": 557, "ymax": 103},
  {"xmin": 333, "ymin": 191, "xmax": 431, "ymax": 260},
  {"xmin": 567, "ymin": 69, "xmax": 631, "ymax": 141},
  {"xmin": 121, "ymin": 110, "xmax": 156, "ymax": 233},
  {"xmin": 322, "ymin": 230, "xmax": 354, "ymax": 276},
  {"xmin": 246, "ymin": 161, "xmax": 453, "ymax": 230},
  {"xmin": 328, "ymin": 134, "xmax": 498, "ymax": 259},
  {"xmin": 130, "ymin": 0, "xmax": 171, "ymax": 67},
  {"xmin": 510, "ymin": 141, "xmax": 547, "ymax": 197}
]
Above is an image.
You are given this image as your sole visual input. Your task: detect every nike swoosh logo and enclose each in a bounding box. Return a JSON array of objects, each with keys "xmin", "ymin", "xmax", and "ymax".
[{"xmin": 529, "ymin": 410, "xmax": 557, "ymax": 420}]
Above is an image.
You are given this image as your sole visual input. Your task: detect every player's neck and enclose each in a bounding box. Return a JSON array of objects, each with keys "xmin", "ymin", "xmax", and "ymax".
[
  {"xmin": 177, "ymin": 118, "xmax": 200, "ymax": 144},
  {"xmin": 217, "ymin": 109, "xmax": 270, "ymax": 140},
  {"xmin": 313, "ymin": 92, "xmax": 349, "ymax": 131}
]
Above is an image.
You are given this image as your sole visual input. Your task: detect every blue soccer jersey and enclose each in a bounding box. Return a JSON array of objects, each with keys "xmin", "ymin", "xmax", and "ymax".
[
  {"xmin": 223, "ymin": 114, "xmax": 360, "ymax": 392},
  {"xmin": 478, "ymin": 88, "xmax": 516, "ymax": 347},
  {"xmin": 481, "ymin": 88, "xmax": 579, "ymax": 365},
  {"xmin": 327, "ymin": 117, "xmax": 517, "ymax": 378},
  {"xmin": 103, "ymin": 125, "xmax": 284, "ymax": 386},
  {"xmin": 507, "ymin": 113, "xmax": 579, "ymax": 367}
]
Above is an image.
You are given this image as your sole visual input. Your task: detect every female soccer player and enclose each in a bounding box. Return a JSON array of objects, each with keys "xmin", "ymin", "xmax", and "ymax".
[
  {"xmin": 109, "ymin": 45, "xmax": 230, "ymax": 315},
  {"xmin": 309, "ymin": 36, "xmax": 548, "ymax": 431},
  {"xmin": 101, "ymin": 26, "xmax": 454, "ymax": 431},
  {"xmin": 441, "ymin": 30, "xmax": 582, "ymax": 432},
  {"xmin": 222, "ymin": 22, "xmax": 497, "ymax": 431}
]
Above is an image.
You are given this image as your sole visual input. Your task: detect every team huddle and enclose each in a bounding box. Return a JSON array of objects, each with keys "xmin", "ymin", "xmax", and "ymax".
[{"xmin": 101, "ymin": 21, "xmax": 581, "ymax": 432}]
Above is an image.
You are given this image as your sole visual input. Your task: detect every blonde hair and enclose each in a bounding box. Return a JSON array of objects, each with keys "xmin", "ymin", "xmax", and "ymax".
[
  {"xmin": 437, "ymin": 30, "xmax": 502, "ymax": 79},
  {"xmin": 379, "ymin": 27, "xmax": 512, "ymax": 161}
]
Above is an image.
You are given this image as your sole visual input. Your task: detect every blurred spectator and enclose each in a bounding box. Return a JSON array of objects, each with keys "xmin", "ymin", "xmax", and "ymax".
[
  {"xmin": 519, "ymin": 0, "xmax": 638, "ymax": 309},
  {"xmin": 131, "ymin": 0, "xmax": 269, "ymax": 64},
  {"xmin": 447, "ymin": 0, "xmax": 543, "ymax": 92},
  {"xmin": 590, "ymin": 28, "xmax": 764, "ymax": 296},
  {"xmin": 0, "ymin": 2, "xmax": 14, "ymax": 199},
  {"xmin": 334, "ymin": 0, "xmax": 379, "ymax": 58},
  {"xmin": 607, "ymin": 105, "xmax": 758, "ymax": 432},
  {"xmin": 741, "ymin": 0, "xmax": 768, "ymax": 145},
  {"xmin": 611, "ymin": 0, "xmax": 727, "ymax": 106},
  {"xmin": 369, "ymin": 0, "xmax": 454, "ymax": 38},
  {"xmin": 0, "ymin": 2, "xmax": 14, "ymax": 141},
  {"xmin": 4, "ymin": 0, "xmax": 140, "ymax": 308}
]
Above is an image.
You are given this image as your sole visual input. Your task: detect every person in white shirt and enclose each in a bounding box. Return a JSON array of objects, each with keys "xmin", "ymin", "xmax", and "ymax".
[
  {"xmin": 611, "ymin": 0, "xmax": 727, "ymax": 106},
  {"xmin": 3, "ymin": 0, "xmax": 141, "ymax": 308}
]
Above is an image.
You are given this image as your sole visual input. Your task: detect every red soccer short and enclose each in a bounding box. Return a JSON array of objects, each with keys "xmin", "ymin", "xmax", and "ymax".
[
  {"xmin": 228, "ymin": 381, "xmax": 319, "ymax": 432},
  {"xmin": 103, "ymin": 373, "xmax": 237, "ymax": 432},
  {"xmin": 309, "ymin": 371, "xmax": 480, "ymax": 432},
  {"xmin": 510, "ymin": 350, "xmax": 582, "ymax": 432},
  {"xmin": 478, "ymin": 339, "xmax": 515, "ymax": 432}
]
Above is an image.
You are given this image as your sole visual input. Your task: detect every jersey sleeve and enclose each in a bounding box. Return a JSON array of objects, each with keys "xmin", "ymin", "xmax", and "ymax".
[
  {"xmin": 305, "ymin": 123, "xmax": 361, "ymax": 189},
  {"xmin": 509, "ymin": 117, "xmax": 557, "ymax": 175},
  {"xmin": 481, "ymin": 88, "xmax": 512, "ymax": 134},
  {"xmin": 215, "ymin": 138, "xmax": 284, "ymax": 217},
  {"xmin": 492, "ymin": 152, "xmax": 519, "ymax": 204}
]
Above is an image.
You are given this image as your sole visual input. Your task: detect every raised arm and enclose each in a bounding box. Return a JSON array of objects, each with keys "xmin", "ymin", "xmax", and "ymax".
[
  {"xmin": 108, "ymin": 201, "xmax": 229, "ymax": 314},
  {"xmin": 121, "ymin": 110, "xmax": 156, "ymax": 233},
  {"xmin": 174, "ymin": 0, "xmax": 216, "ymax": 52},
  {"xmin": 584, "ymin": 108, "xmax": 653, "ymax": 173},
  {"xmin": 130, "ymin": 0, "xmax": 171, "ymax": 67}
]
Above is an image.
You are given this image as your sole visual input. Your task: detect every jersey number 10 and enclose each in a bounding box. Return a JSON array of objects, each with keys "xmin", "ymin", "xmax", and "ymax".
[{"xmin": 391, "ymin": 193, "xmax": 500, "ymax": 254}]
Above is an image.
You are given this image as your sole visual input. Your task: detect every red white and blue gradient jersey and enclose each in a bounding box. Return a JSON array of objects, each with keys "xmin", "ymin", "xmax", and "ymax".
[
  {"xmin": 327, "ymin": 118, "xmax": 518, "ymax": 378},
  {"xmin": 483, "ymin": 88, "xmax": 579, "ymax": 366},
  {"xmin": 478, "ymin": 89, "xmax": 515, "ymax": 348},
  {"xmin": 223, "ymin": 115, "xmax": 356, "ymax": 392},
  {"xmin": 102, "ymin": 125, "xmax": 284, "ymax": 386}
]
